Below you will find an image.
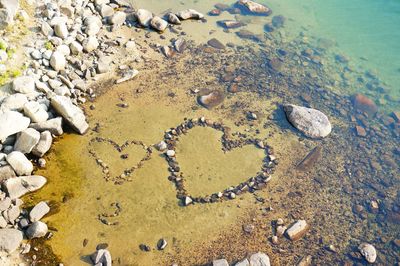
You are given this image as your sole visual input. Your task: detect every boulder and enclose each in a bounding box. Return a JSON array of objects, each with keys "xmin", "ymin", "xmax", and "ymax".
[
  {"xmin": 91, "ymin": 249, "xmax": 112, "ymax": 266},
  {"xmin": 32, "ymin": 131, "xmax": 52, "ymax": 157},
  {"xmin": 12, "ymin": 76, "xmax": 36, "ymax": 94},
  {"xmin": 0, "ymin": 229, "xmax": 23, "ymax": 253},
  {"xmin": 6, "ymin": 151, "xmax": 33, "ymax": 176},
  {"xmin": 3, "ymin": 175, "xmax": 47, "ymax": 199},
  {"xmin": 50, "ymin": 95, "xmax": 89, "ymax": 134},
  {"xmin": 358, "ymin": 243, "xmax": 377, "ymax": 263},
  {"xmin": 26, "ymin": 221, "xmax": 48, "ymax": 239},
  {"xmin": 176, "ymin": 9, "xmax": 204, "ymax": 20},
  {"xmin": 83, "ymin": 36, "xmax": 99, "ymax": 52},
  {"xmin": 213, "ymin": 259, "xmax": 229, "ymax": 266},
  {"xmin": 283, "ymin": 104, "xmax": 332, "ymax": 138},
  {"xmin": 30, "ymin": 117, "xmax": 63, "ymax": 136},
  {"xmin": 29, "ymin": 201, "xmax": 50, "ymax": 222},
  {"xmin": 0, "ymin": 93, "xmax": 28, "ymax": 112},
  {"xmin": 54, "ymin": 22, "xmax": 69, "ymax": 39},
  {"xmin": 166, "ymin": 13, "xmax": 181, "ymax": 25},
  {"xmin": 286, "ymin": 220, "xmax": 310, "ymax": 241},
  {"xmin": 14, "ymin": 128, "xmax": 41, "ymax": 154},
  {"xmin": 0, "ymin": 111, "xmax": 30, "ymax": 142},
  {"xmin": 249, "ymin": 252, "xmax": 271, "ymax": 266},
  {"xmin": 23, "ymin": 101, "xmax": 49, "ymax": 123},
  {"xmin": 110, "ymin": 11, "xmax": 126, "ymax": 26},
  {"xmin": 70, "ymin": 41, "xmax": 83, "ymax": 55},
  {"xmin": 237, "ymin": 0, "xmax": 272, "ymax": 15},
  {"xmin": 150, "ymin": 16, "xmax": 168, "ymax": 32},
  {"xmin": 0, "ymin": 165, "xmax": 16, "ymax": 181},
  {"xmin": 136, "ymin": 9, "xmax": 152, "ymax": 27},
  {"xmin": 50, "ymin": 51, "xmax": 66, "ymax": 71}
]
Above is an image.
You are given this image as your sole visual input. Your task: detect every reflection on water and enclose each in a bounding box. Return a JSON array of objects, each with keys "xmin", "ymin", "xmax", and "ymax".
[{"xmin": 25, "ymin": 0, "xmax": 399, "ymax": 265}]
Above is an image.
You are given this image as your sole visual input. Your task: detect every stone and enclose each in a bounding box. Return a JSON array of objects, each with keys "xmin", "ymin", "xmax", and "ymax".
[
  {"xmin": 296, "ymin": 255, "xmax": 312, "ymax": 266},
  {"xmin": 358, "ymin": 243, "xmax": 377, "ymax": 263},
  {"xmin": 23, "ymin": 101, "xmax": 49, "ymax": 123},
  {"xmin": 29, "ymin": 201, "xmax": 50, "ymax": 222},
  {"xmin": 0, "ymin": 0, "xmax": 19, "ymax": 19},
  {"xmin": 97, "ymin": 57, "xmax": 111, "ymax": 74},
  {"xmin": 7, "ymin": 205, "xmax": 20, "ymax": 223},
  {"xmin": 161, "ymin": 46, "xmax": 175, "ymax": 58},
  {"xmin": 6, "ymin": 151, "xmax": 33, "ymax": 176},
  {"xmin": 50, "ymin": 51, "xmax": 66, "ymax": 71},
  {"xmin": 91, "ymin": 249, "xmax": 112, "ymax": 266},
  {"xmin": 0, "ymin": 165, "xmax": 16, "ymax": 181},
  {"xmin": 237, "ymin": 0, "xmax": 272, "ymax": 15},
  {"xmin": 115, "ymin": 69, "xmax": 139, "ymax": 84},
  {"xmin": 0, "ymin": 93, "xmax": 28, "ymax": 112},
  {"xmin": 3, "ymin": 175, "xmax": 47, "ymax": 199},
  {"xmin": 167, "ymin": 13, "xmax": 181, "ymax": 25},
  {"xmin": 272, "ymin": 15, "xmax": 285, "ymax": 28},
  {"xmin": 249, "ymin": 252, "xmax": 271, "ymax": 266},
  {"xmin": 155, "ymin": 141, "xmax": 167, "ymax": 151},
  {"xmin": 283, "ymin": 104, "xmax": 332, "ymax": 138},
  {"xmin": 0, "ymin": 229, "xmax": 23, "ymax": 253},
  {"xmin": 207, "ymin": 38, "xmax": 225, "ymax": 49},
  {"xmin": 0, "ymin": 197, "xmax": 11, "ymax": 211},
  {"xmin": 32, "ymin": 131, "xmax": 52, "ymax": 157},
  {"xmin": 41, "ymin": 21, "xmax": 54, "ymax": 36},
  {"xmin": 286, "ymin": 220, "xmax": 310, "ymax": 241},
  {"xmin": 174, "ymin": 38, "xmax": 186, "ymax": 53},
  {"xmin": 85, "ymin": 21, "xmax": 100, "ymax": 36},
  {"xmin": 0, "ymin": 8, "xmax": 12, "ymax": 30},
  {"xmin": 56, "ymin": 44, "xmax": 71, "ymax": 56},
  {"xmin": 0, "ymin": 217, "xmax": 6, "ymax": 228},
  {"xmin": 26, "ymin": 221, "xmax": 48, "ymax": 239},
  {"xmin": 353, "ymin": 94, "xmax": 378, "ymax": 117},
  {"xmin": 30, "ymin": 117, "xmax": 64, "ymax": 136},
  {"xmin": 218, "ymin": 20, "xmax": 244, "ymax": 29},
  {"xmin": 136, "ymin": 9, "xmax": 153, "ymax": 27},
  {"xmin": 12, "ymin": 76, "xmax": 36, "ymax": 94},
  {"xmin": 184, "ymin": 196, "xmax": 193, "ymax": 206},
  {"xmin": 110, "ymin": 11, "xmax": 126, "ymax": 26},
  {"xmin": 176, "ymin": 9, "xmax": 204, "ymax": 20},
  {"xmin": 54, "ymin": 23, "xmax": 69, "ymax": 39},
  {"xmin": 157, "ymin": 238, "xmax": 167, "ymax": 250},
  {"xmin": 51, "ymin": 95, "xmax": 89, "ymax": 134},
  {"xmin": 166, "ymin": 150, "xmax": 175, "ymax": 157},
  {"xmin": 235, "ymin": 258, "xmax": 250, "ymax": 266},
  {"xmin": 14, "ymin": 128, "xmax": 41, "ymax": 154},
  {"xmin": 83, "ymin": 36, "xmax": 99, "ymax": 52},
  {"xmin": 150, "ymin": 16, "xmax": 168, "ymax": 32},
  {"xmin": 198, "ymin": 90, "xmax": 225, "ymax": 108},
  {"xmin": 355, "ymin": 125, "xmax": 367, "ymax": 137},
  {"xmin": 99, "ymin": 4, "xmax": 114, "ymax": 18},
  {"xmin": 213, "ymin": 259, "xmax": 229, "ymax": 266}
]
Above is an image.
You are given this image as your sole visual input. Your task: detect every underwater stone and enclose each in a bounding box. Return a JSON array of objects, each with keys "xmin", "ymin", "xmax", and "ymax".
[
  {"xmin": 207, "ymin": 38, "xmax": 225, "ymax": 49},
  {"xmin": 198, "ymin": 90, "xmax": 225, "ymax": 109},
  {"xmin": 353, "ymin": 93, "xmax": 378, "ymax": 117},
  {"xmin": 358, "ymin": 243, "xmax": 377, "ymax": 263},
  {"xmin": 286, "ymin": 220, "xmax": 310, "ymax": 241},
  {"xmin": 237, "ymin": 0, "xmax": 272, "ymax": 16}
]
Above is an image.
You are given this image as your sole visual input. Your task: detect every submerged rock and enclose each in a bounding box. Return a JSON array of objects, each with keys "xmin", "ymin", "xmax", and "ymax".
[
  {"xmin": 198, "ymin": 90, "xmax": 225, "ymax": 108},
  {"xmin": 236, "ymin": 0, "xmax": 272, "ymax": 16},
  {"xmin": 283, "ymin": 104, "xmax": 332, "ymax": 138},
  {"xmin": 272, "ymin": 15, "xmax": 286, "ymax": 28},
  {"xmin": 358, "ymin": 243, "xmax": 377, "ymax": 263},
  {"xmin": 0, "ymin": 111, "xmax": 30, "ymax": 142},
  {"xmin": 207, "ymin": 38, "xmax": 225, "ymax": 49},
  {"xmin": 286, "ymin": 220, "xmax": 310, "ymax": 241},
  {"xmin": 352, "ymin": 93, "xmax": 378, "ymax": 117},
  {"xmin": 4, "ymin": 175, "xmax": 47, "ymax": 199},
  {"xmin": 0, "ymin": 229, "xmax": 23, "ymax": 253},
  {"xmin": 218, "ymin": 20, "xmax": 245, "ymax": 29}
]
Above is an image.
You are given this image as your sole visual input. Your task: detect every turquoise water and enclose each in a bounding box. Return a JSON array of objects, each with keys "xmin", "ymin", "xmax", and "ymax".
[{"xmin": 267, "ymin": 0, "xmax": 400, "ymax": 98}]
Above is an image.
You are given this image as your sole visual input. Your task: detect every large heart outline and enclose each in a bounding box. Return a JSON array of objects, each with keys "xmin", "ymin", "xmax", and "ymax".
[
  {"xmin": 160, "ymin": 117, "xmax": 277, "ymax": 206},
  {"xmin": 88, "ymin": 137, "xmax": 153, "ymax": 185}
]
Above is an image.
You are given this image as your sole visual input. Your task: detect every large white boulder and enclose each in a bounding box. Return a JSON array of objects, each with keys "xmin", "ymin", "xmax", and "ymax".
[
  {"xmin": 23, "ymin": 101, "xmax": 49, "ymax": 123},
  {"xmin": 0, "ymin": 93, "xmax": 28, "ymax": 112},
  {"xmin": 32, "ymin": 131, "xmax": 52, "ymax": 157},
  {"xmin": 30, "ymin": 117, "xmax": 63, "ymax": 136},
  {"xmin": 26, "ymin": 221, "xmax": 48, "ymax": 239},
  {"xmin": 14, "ymin": 128, "xmax": 41, "ymax": 154},
  {"xmin": 50, "ymin": 51, "xmax": 66, "ymax": 71},
  {"xmin": 0, "ymin": 111, "xmax": 30, "ymax": 142},
  {"xmin": 12, "ymin": 76, "xmax": 36, "ymax": 94},
  {"xmin": 3, "ymin": 175, "xmax": 47, "ymax": 199},
  {"xmin": 0, "ymin": 229, "xmax": 23, "ymax": 253},
  {"xmin": 29, "ymin": 201, "xmax": 50, "ymax": 222},
  {"xmin": 6, "ymin": 151, "xmax": 33, "ymax": 176}
]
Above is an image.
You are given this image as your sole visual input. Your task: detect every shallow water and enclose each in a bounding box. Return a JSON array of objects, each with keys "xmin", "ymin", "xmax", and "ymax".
[{"xmin": 25, "ymin": 0, "xmax": 400, "ymax": 265}]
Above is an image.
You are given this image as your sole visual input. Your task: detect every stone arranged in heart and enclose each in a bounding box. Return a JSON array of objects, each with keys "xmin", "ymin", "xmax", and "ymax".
[
  {"xmin": 88, "ymin": 137, "xmax": 153, "ymax": 185},
  {"xmin": 159, "ymin": 117, "xmax": 277, "ymax": 206}
]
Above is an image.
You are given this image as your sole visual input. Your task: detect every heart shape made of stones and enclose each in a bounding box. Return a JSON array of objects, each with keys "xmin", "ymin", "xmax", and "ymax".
[
  {"xmin": 88, "ymin": 137, "xmax": 153, "ymax": 185},
  {"xmin": 159, "ymin": 117, "xmax": 277, "ymax": 206}
]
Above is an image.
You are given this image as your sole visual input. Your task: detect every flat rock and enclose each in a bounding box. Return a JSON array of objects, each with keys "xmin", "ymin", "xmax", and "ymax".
[
  {"xmin": 286, "ymin": 220, "xmax": 310, "ymax": 241},
  {"xmin": 26, "ymin": 221, "xmax": 48, "ymax": 239},
  {"xmin": 207, "ymin": 38, "xmax": 225, "ymax": 49},
  {"xmin": 50, "ymin": 95, "xmax": 89, "ymax": 135},
  {"xmin": 3, "ymin": 175, "xmax": 47, "ymax": 199},
  {"xmin": 31, "ymin": 131, "xmax": 52, "ymax": 158},
  {"xmin": 29, "ymin": 201, "xmax": 50, "ymax": 222},
  {"xmin": 14, "ymin": 128, "xmax": 41, "ymax": 154},
  {"xmin": 249, "ymin": 252, "xmax": 271, "ymax": 266},
  {"xmin": 284, "ymin": 104, "xmax": 332, "ymax": 138},
  {"xmin": 358, "ymin": 243, "xmax": 377, "ymax": 263},
  {"xmin": 136, "ymin": 9, "xmax": 153, "ymax": 27},
  {"xmin": 0, "ymin": 229, "xmax": 23, "ymax": 253},
  {"xmin": 150, "ymin": 16, "xmax": 168, "ymax": 32},
  {"xmin": 176, "ymin": 9, "xmax": 204, "ymax": 20},
  {"xmin": 6, "ymin": 151, "xmax": 33, "ymax": 176},
  {"xmin": 12, "ymin": 76, "xmax": 36, "ymax": 94},
  {"xmin": 30, "ymin": 117, "xmax": 63, "ymax": 136}
]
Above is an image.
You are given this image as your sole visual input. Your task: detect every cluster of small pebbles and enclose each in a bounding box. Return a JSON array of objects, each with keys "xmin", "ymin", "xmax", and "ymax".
[
  {"xmin": 98, "ymin": 202, "xmax": 122, "ymax": 226},
  {"xmin": 159, "ymin": 117, "xmax": 277, "ymax": 206},
  {"xmin": 88, "ymin": 137, "xmax": 152, "ymax": 185}
]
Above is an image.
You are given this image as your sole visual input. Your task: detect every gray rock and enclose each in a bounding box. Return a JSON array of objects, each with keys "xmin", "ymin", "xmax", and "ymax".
[
  {"xmin": 23, "ymin": 101, "xmax": 49, "ymax": 123},
  {"xmin": 176, "ymin": 9, "xmax": 204, "ymax": 20},
  {"xmin": 91, "ymin": 249, "xmax": 112, "ymax": 266},
  {"xmin": 136, "ymin": 9, "xmax": 152, "ymax": 27},
  {"xmin": 12, "ymin": 76, "xmax": 36, "ymax": 94},
  {"xmin": 358, "ymin": 243, "xmax": 377, "ymax": 263},
  {"xmin": 6, "ymin": 151, "xmax": 33, "ymax": 176},
  {"xmin": 213, "ymin": 259, "xmax": 229, "ymax": 266},
  {"xmin": 50, "ymin": 51, "xmax": 66, "ymax": 71},
  {"xmin": 26, "ymin": 221, "xmax": 48, "ymax": 239},
  {"xmin": 14, "ymin": 128, "xmax": 41, "ymax": 154},
  {"xmin": 0, "ymin": 165, "xmax": 16, "ymax": 181},
  {"xmin": 54, "ymin": 22, "xmax": 69, "ymax": 39},
  {"xmin": 283, "ymin": 104, "xmax": 332, "ymax": 138},
  {"xmin": 70, "ymin": 41, "xmax": 83, "ymax": 55},
  {"xmin": 0, "ymin": 8, "xmax": 12, "ymax": 30},
  {"xmin": 41, "ymin": 21, "xmax": 54, "ymax": 36},
  {"xmin": 30, "ymin": 117, "xmax": 63, "ymax": 136},
  {"xmin": 110, "ymin": 11, "xmax": 126, "ymax": 26},
  {"xmin": 0, "ymin": 229, "xmax": 23, "ymax": 253},
  {"xmin": 167, "ymin": 13, "xmax": 181, "ymax": 25},
  {"xmin": 0, "ymin": 93, "xmax": 28, "ymax": 112},
  {"xmin": 3, "ymin": 175, "xmax": 47, "ymax": 199},
  {"xmin": 235, "ymin": 258, "xmax": 250, "ymax": 266},
  {"xmin": 155, "ymin": 141, "xmax": 167, "ymax": 151},
  {"xmin": 150, "ymin": 16, "xmax": 168, "ymax": 32},
  {"xmin": 286, "ymin": 220, "xmax": 310, "ymax": 241},
  {"xmin": 32, "ymin": 131, "xmax": 52, "ymax": 157},
  {"xmin": 249, "ymin": 252, "xmax": 271, "ymax": 266},
  {"xmin": 50, "ymin": 95, "xmax": 89, "ymax": 134},
  {"xmin": 83, "ymin": 36, "xmax": 99, "ymax": 52},
  {"xmin": 29, "ymin": 201, "xmax": 50, "ymax": 222}
]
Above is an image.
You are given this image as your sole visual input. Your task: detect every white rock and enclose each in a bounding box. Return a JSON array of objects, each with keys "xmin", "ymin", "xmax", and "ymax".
[
  {"xmin": 99, "ymin": 4, "xmax": 114, "ymax": 18},
  {"xmin": 286, "ymin": 220, "xmax": 310, "ymax": 241},
  {"xmin": 167, "ymin": 13, "xmax": 181, "ymax": 25},
  {"xmin": 50, "ymin": 95, "xmax": 89, "ymax": 134},
  {"xmin": 4, "ymin": 175, "xmax": 47, "ymax": 199},
  {"xmin": 56, "ymin": 44, "xmax": 71, "ymax": 56},
  {"xmin": 32, "ymin": 131, "xmax": 52, "ymax": 157},
  {"xmin": 110, "ymin": 11, "xmax": 126, "ymax": 26},
  {"xmin": 91, "ymin": 249, "xmax": 112, "ymax": 266},
  {"xmin": 235, "ymin": 258, "xmax": 250, "ymax": 266},
  {"xmin": 50, "ymin": 51, "xmax": 66, "ymax": 71},
  {"xmin": 176, "ymin": 9, "xmax": 204, "ymax": 20},
  {"xmin": 358, "ymin": 243, "xmax": 377, "ymax": 263},
  {"xmin": 24, "ymin": 101, "xmax": 49, "ymax": 123},
  {"xmin": 30, "ymin": 117, "xmax": 63, "ymax": 136},
  {"xmin": 150, "ymin": 16, "xmax": 168, "ymax": 32},
  {"xmin": 29, "ymin": 201, "xmax": 50, "ymax": 222},
  {"xmin": 41, "ymin": 21, "xmax": 54, "ymax": 36},
  {"xmin": 0, "ymin": 165, "xmax": 16, "ymax": 180},
  {"xmin": 136, "ymin": 9, "xmax": 152, "ymax": 27},
  {"xmin": 83, "ymin": 36, "xmax": 99, "ymax": 52},
  {"xmin": 69, "ymin": 41, "xmax": 83, "ymax": 55},
  {"xmin": 0, "ymin": 111, "xmax": 30, "ymax": 142},
  {"xmin": 85, "ymin": 21, "xmax": 100, "ymax": 36},
  {"xmin": 0, "ymin": 229, "xmax": 23, "ymax": 253},
  {"xmin": 249, "ymin": 252, "xmax": 271, "ymax": 266},
  {"xmin": 166, "ymin": 150, "xmax": 175, "ymax": 157},
  {"xmin": 0, "ymin": 93, "xmax": 28, "ymax": 112},
  {"xmin": 14, "ymin": 128, "xmax": 41, "ymax": 154},
  {"xmin": 6, "ymin": 151, "xmax": 33, "ymax": 176},
  {"xmin": 213, "ymin": 259, "xmax": 229, "ymax": 266},
  {"xmin": 26, "ymin": 221, "xmax": 48, "ymax": 239},
  {"xmin": 54, "ymin": 22, "xmax": 69, "ymax": 39}
]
